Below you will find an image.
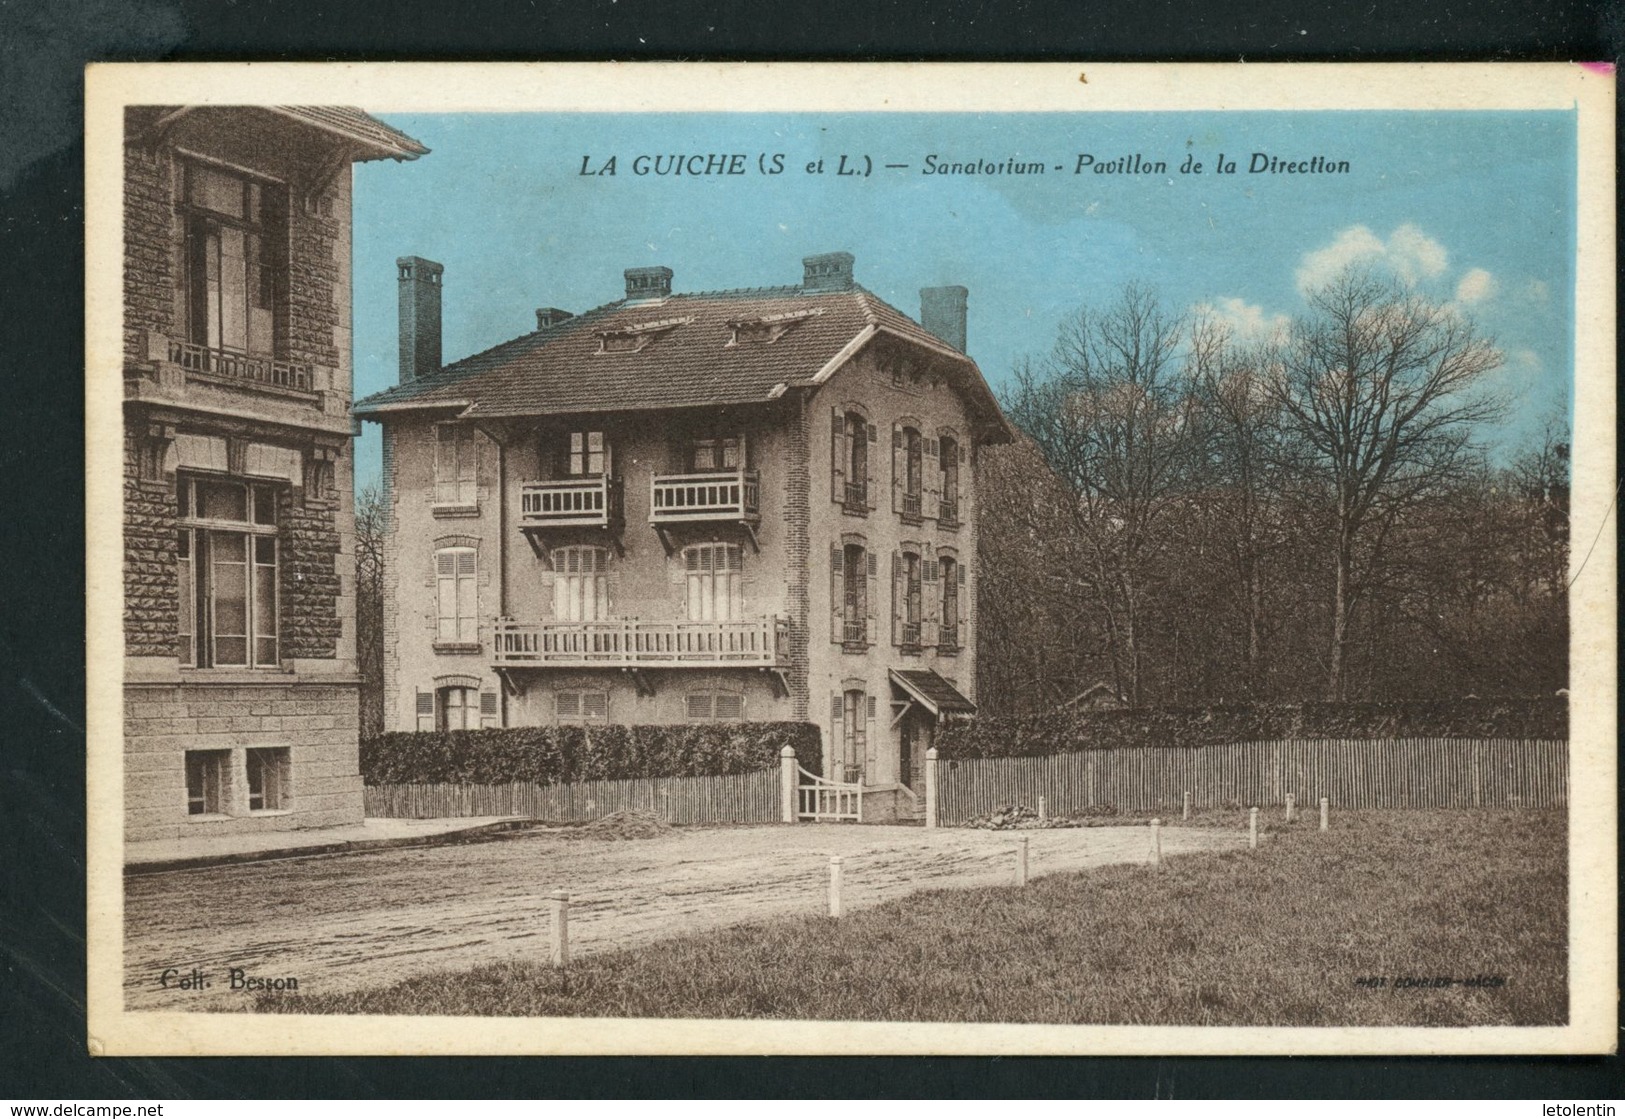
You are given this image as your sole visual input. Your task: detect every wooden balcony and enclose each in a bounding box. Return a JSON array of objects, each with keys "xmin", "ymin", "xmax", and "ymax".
[
  {"xmin": 492, "ymin": 616, "xmax": 789, "ymax": 669},
  {"xmin": 650, "ymin": 469, "xmax": 760, "ymax": 524},
  {"xmin": 519, "ymin": 476, "xmax": 621, "ymax": 528}
]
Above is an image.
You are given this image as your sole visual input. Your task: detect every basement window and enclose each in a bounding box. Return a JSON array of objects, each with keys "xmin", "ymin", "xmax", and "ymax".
[
  {"xmin": 246, "ymin": 747, "xmax": 290, "ymax": 812},
  {"xmin": 185, "ymin": 749, "xmax": 230, "ymax": 816}
]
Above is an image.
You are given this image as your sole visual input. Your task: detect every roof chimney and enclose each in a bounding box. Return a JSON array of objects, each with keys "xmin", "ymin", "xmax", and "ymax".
[
  {"xmin": 802, "ymin": 252, "xmax": 855, "ymax": 291},
  {"xmin": 397, "ymin": 256, "xmax": 443, "ymax": 383},
  {"xmin": 535, "ymin": 307, "xmax": 574, "ymax": 331},
  {"xmin": 920, "ymin": 285, "xmax": 968, "ymax": 353},
  {"xmin": 624, "ymin": 266, "xmax": 673, "ymax": 302}
]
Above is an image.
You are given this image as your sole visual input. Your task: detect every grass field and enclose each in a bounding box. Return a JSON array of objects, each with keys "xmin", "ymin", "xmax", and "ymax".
[{"xmin": 259, "ymin": 809, "xmax": 1566, "ymax": 1026}]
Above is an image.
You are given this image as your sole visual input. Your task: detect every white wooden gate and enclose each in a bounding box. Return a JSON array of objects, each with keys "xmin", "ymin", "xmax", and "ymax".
[{"xmin": 797, "ymin": 765, "xmax": 862, "ymax": 822}]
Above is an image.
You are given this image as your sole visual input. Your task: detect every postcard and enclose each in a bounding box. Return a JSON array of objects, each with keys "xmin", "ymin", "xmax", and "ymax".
[{"xmin": 85, "ymin": 62, "xmax": 1615, "ymax": 1056}]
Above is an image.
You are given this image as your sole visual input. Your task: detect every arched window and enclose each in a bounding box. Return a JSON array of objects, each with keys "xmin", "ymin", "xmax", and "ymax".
[
  {"xmin": 831, "ymin": 407, "xmax": 873, "ymax": 511},
  {"xmin": 684, "ymin": 542, "xmax": 744, "ymax": 621},
  {"xmin": 437, "ymin": 684, "xmax": 477, "ymax": 731},
  {"xmin": 939, "ymin": 555, "xmax": 960, "ymax": 649},
  {"xmin": 552, "ymin": 545, "xmax": 609, "ymax": 621},
  {"xmin": 892, "ymin": 422, "xmax": 924, "ymax": 520},
  {"xmin": 894, "ymin": 549, "xmax": 923, "ymax": 648}
]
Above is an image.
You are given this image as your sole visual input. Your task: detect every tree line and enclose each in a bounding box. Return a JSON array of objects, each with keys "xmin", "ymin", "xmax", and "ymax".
[{"xmin": 978, "ymin": 270, "xmax": 1569, "ymax": 714}]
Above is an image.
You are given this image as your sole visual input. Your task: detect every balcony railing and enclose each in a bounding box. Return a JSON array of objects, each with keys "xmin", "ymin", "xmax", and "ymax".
[
  {"xmin": 169, "ymin": 339, "xmax": 313, "ymax": 392},
  {"xmin": 902, "ymin": 490, "xmax": 923, "ymax": 520},
  {"xmin": 492, "ymin": 616, "xmax": 788, "ymax": 668},
  {"xmin": 520, "ymin": 477, "xmax": 621, "ymax": 528},
  {"xmin": 843, "ymin": 480, "xmax": 869, "ymax": 511},
  {"xmin": 650, "ymin": 469, "xmax": 759, "ymax": 523}
]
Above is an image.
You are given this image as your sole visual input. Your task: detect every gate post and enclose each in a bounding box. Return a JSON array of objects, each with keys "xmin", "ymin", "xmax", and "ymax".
[
  {"xmin": 780, "ymin": 745, "xmax": 798, "ymax": 824},
  {"xmin": 924, "ymin": 747, "xmax": 940, "ymax": 829}
]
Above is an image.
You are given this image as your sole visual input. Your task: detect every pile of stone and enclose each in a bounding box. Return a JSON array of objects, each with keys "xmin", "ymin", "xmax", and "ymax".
[
  {"xmin": 964, "ymin": 803, "xmax": 1130, "ymax": 830},
  {"xmin": 571, "ymin": 808, "xmax": 675, "ymax": 841}
]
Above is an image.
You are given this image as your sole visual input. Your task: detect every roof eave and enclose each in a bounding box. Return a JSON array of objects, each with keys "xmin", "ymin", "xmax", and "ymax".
[
  {"xmin": 266, "ymin": 107, "xmax": 428, "ymax": 161},
  {"xmin": 354, "ymin": 398, "xmax": 473, "ymax": 419}
]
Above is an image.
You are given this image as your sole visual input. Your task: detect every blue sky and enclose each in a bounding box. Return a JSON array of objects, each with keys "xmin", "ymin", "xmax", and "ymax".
[{"xmin": 350, "ymin": 110, "xmax": 1576, "ymax": 488}]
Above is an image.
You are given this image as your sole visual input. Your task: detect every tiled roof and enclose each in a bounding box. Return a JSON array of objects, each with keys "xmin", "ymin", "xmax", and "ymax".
[
  {"xmin": 890, "ymin": 669, "xmax": 978, "ymax": 716},
  {"xmin": 355, "ymin": 284, "xmax": 1012, "ymax": 439},
  {"xmin": 269, "ymin": 107, "xmax": 427, "ymax": 159}
]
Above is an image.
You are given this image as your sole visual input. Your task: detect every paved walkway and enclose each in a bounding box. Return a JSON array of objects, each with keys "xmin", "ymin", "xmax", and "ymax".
[
  {"xmin": 122, "ymin": 822, "xmax": 1247, "ymax": 1010},
  {"xmin": 124, "ymin": 816, "xmax": 525, "ymax": 872}
]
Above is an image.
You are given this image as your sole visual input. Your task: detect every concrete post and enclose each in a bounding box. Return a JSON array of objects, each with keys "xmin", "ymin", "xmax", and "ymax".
[
  {"xmin": 780, "ymin": 745, "xmax": 798, "ymax": 824},
  {"xmin": 1037, "ymin": 796, "xmax": 1047, "ymax": 822},
  {"xmin": 1150, "ymin": 818, "xmax": 1162, "ymax": 866},
  {"xmin": 1248, "ymin": 807, "xmax": 1259, "ymax": 850},
  {"xmin": 1182, "ymin": 791, "xmax": 1192, "ymax": 821},
  {"xmin": 828, "ymin": 855, "xmax": 844, "ymax": 918},
  {"xmin": 924, "ymin": 748, "xmax": 939, "ymax": 829},
  {"xmin": 549, "ymin": 889, "xmax": 570, "ymax": 968},
  {"xmin": 1285, "ymin": 793, "xmax": 1295, "ymax": 823},
  {"xmin": 1319, "ymin": 797, "xmax": 1329, "ymax": 832},
  {"xmin": 1015, "ymin": 835, "xmax": 1029, "ymax": 886}
]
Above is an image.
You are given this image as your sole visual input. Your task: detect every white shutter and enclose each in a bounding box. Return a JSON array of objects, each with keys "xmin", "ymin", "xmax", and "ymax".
[
  {"xmin": 435, "ymin": 550, "xmax": 457, "ymax": 642},
  {"xmin": 865, "ymin": 694, "xmax": 878, "ymax": 776},
  {"xmin": 480, "ymin": 690, "xmax": 499, "ymax": 728},
  {"xmin": 923, "ymin": 558, "xmax": 940, "ymax": 648},
  {"xmin": 415, "ymin": 689, "xmax": 435, "ymax": 732},
  {"xmin": 456, "ymin": 549, "xmax": 477, "ymax": 642},
  {"xmin": 891, "ymin": 551, "xmax": 902, "ymax": 646}
]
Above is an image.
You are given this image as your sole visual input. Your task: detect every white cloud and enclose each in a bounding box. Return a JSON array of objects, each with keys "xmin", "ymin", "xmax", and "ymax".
[
  {"xmin": 1521, "ymin": 279, "xmax": 1550, "ymax": 304},
  {"xmin": 1294, "ymin": 223, "xmax": 1451, "ymax": 294},
  {"xmin": 1454, "ymin": 267, "xmax": 1497, "ymax": 306},
  {"xmin": 1195, "ymin": 296, "xmax": 1290, "ymax": 344}
]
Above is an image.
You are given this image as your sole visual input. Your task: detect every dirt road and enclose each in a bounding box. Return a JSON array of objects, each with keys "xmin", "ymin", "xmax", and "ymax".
[{"xmin": 124, "ymin": 823, "xmax": 1244, "ymax": 1010}]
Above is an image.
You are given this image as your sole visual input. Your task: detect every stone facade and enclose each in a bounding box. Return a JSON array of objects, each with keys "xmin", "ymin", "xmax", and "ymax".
[{"xmin": 121, "ymin": 105, "xmax": 420, "ymax": 843}]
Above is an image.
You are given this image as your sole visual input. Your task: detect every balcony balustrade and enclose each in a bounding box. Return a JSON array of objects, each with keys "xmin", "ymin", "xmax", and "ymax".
[
  {"xmin": 520, "ymin": 476, "xmax": 621, "ymax": 528},
  {"xmin": 492, "ymin": 616, "xmax": 788, "ymax": 668},
  {"xmin": 168, "ymin": 338, "xmax": 314, "ymax": 392},
  {"xmin": 650, "ymin": 468, "xmax": 760, "ymax": 524}
]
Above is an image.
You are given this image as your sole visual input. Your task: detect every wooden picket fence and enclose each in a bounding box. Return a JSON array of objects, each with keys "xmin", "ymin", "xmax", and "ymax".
[
  {"xmin": 936, "ymin": 738, "xmax": 1568, "ymax": 824},
  {"xmin": 364, "ymin": 768, "xmax": 780, "ymax": 824}
]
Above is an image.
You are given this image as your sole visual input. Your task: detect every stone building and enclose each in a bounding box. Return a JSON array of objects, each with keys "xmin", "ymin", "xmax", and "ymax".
[
  {"xmin": 122, "ymin": 105, "xmax": 425, "ymax": 842},
  {"xmin": 356, "ymin": 251, "xmax": 1013, "ymax": 821}
]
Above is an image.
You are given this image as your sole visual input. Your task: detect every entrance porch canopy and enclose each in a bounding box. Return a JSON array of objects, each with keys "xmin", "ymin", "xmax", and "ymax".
[{"xmin": 888, "ymin": 669, "xmax": 976, "ymax": 719}]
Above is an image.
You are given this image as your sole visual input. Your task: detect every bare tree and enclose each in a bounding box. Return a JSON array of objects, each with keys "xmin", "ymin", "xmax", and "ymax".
[
  {"xmin": 1272, "ymin": 270, "xmax": 1504, "ymax": 699},
  {"xmin": 1004, "ymin": 283, "xmax": 1204, "ymax": 705},
  {"xmin": 354, "ymin": 481, "xmax": 386, "ymax": 740}
]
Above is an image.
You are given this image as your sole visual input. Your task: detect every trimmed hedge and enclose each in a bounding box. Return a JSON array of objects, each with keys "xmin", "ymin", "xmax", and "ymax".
[
  {"xmin": 936, "ymin": 699, "xmax": 1568, "ymax": 759},
  {"xmin": 361, "ymin": 721, "xmax": 821, "ymax": 786}
]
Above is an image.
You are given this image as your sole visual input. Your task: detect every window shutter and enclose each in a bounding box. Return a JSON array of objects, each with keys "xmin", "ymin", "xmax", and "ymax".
[
  {"xmin": 865, "ymin": 694, "xmax": 877, "ymax": 774},
  {"xmin": 584, "ymin": 692, "xmax": 608, "ymax": 720},
  {"xmin": 891, "ymin": 423, "xmax": 904, "ymax": 512},
  {"xmin": 556, "ymin": 691, "xmax": 579, "ymax": 719},
  {"xmin": 923, "ymin": 559, "xmax": 940, "ymax": 648},
  {"xmin": 480, "ymin": 690, "xmax": 498, "ymax": 728},
  {"xmin": 435, "ymin": 550, "xmax": 457, "ymax": 642},
  {"xmin": 924, "ymin": 438, "xmax": 942, "ymax": 516},
  {"xmin": 456, "ymin": 549, "xmax": 477, "ymax": 642},
  {"xmin": 830, "ymin": 543, "xmax": 844, "ymax": 642},
  {"xmin": 415, "ymin": 689, "xmax": 435, "ymax": 732},
  {"xmin": 715, "ymin": 693, "xmax": 744, "ymax": 721},
  {"xmin": 830, "ymin": 407, "xmax": 846, "ymax": 503},
  {"xmin": 959, "ymin": 562, "xmax": 968, "ymax": 638},
  {"xmin": 831, "ymin": 693, "xmax": 843, "ymax": 724},
  {"xmin": 891, "ymin": 550, "xmax": 902, "ymax": 645},
  {"xmin": 865, "ymin": 550, "xmax": 878, "ymax": 645},
  {"xmin": 687, "ymin": 693, "xmax": 713, "ymax": 721}
]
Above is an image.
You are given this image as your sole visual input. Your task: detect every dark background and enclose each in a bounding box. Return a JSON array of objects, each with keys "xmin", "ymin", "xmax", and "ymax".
[{"xmin": 2, "ymin": 0, "xmax": 1620, "ymax": 1099}]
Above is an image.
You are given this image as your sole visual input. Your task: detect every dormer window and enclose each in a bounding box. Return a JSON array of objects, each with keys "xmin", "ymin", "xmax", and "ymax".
[
  {"xmin": 726, "ymin": 307, "xmax": 824, "ymax": 346},
  {"xmin": 593, "ymin": 316, "xmax": 693, "ymax": 354}
]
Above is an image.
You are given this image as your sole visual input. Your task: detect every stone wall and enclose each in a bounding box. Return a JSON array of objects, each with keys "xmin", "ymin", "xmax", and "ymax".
[{"xmin": 124, "ymin": 430, "xmax": 180, "ymax": 658}]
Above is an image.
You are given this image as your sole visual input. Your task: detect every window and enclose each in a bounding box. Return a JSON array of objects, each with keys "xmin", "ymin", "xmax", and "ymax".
[
  {"xmin": 552, "ymin": 545, "xmax": 609, "ymax": 621},
  {"xmin": 685, "ymin": 543, "xmax": 744, "ymax": 621},
  {"xmin": 687, "ymin": 691, "xmax": 745, "ymax": 722},
  {"xmin": 435, "ymin": 547, "xmax": 478, "ymax": 645},
  {"xmin": 177, "ymin": 476, "xmax": 279, "ymax": 668},
  {"xmin": 246, "ymin": 747, "xmax": 289, "ymax": 811},
  {"xmin": 691, "ymin": 436, "xmax": 741, "ymax": 471},
  {"xmin": 180, "ymin": 161, "xmax": 286, "ymax": 358},
  {"xmin": 438, "ymin": 685, "xmax": 477, "ymax": 731},
  {"xmin": 830, "ymin": 542, "xmax": 876, "ymax": 647},
  {"xmin": 893, "ymin": 424, "xmax": 924, "ymax": 520},
  {"xmin": 557, "ymin": 689, "xmax": 609, "ymax": 723},
  {"xmin": 566, "ymin": 431, "xmax": 608, "ymax": 476},
  {"xmin": 893, "ymin": 550, "xmax": 923, "ymax": 648},
  {"xmin": 185, "ymin": 749, "xmax": 229, "ymax": 815},
  {"xmin": 940, "ymin": 556, "xmax": 960, "ymax": 649},
  {"xmin": 939, "ymin": 435, "xmax": 961, "ymax": 523},
  {"xmin": 831, "ymin": 689, "xmax": 873, "ymax": 783},
  {"xmin": 831, "ymin": 408, "xmax": 873, "ymax": 510},
  {"xmin": 434, "ymin": 425, "xmax": 478, "ymax": 508}
]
